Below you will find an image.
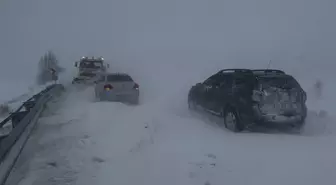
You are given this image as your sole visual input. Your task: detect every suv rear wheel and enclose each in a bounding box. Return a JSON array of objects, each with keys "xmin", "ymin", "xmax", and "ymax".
[{"xmin": 222, "ymin": 107, "xmax": 243, "ymax": 132}]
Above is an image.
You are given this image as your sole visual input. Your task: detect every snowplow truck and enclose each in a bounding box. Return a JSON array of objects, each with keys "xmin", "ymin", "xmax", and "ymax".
[{"xmin": 72, "ymin": 56, "xmax": 110, "ymax": 85}]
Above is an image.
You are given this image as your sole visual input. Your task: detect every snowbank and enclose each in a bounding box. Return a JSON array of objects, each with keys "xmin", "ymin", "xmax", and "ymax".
[
  {"xmin": 0, "ymin": 81, "xmax": 56, "ymax": 137},
  {"xmin": 0, "ymin": 81, "xmax": 55, "ymax": 112}
]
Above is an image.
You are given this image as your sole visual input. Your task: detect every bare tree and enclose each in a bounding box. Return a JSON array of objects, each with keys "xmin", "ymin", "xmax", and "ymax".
[{"xmin": 36, "ymin": 51, "xmax": 64, "ymax": 85}]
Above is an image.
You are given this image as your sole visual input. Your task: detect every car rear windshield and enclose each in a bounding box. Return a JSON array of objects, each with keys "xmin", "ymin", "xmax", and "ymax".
[
  {"xmin": 107, "ymin": 74, "xmax": 133, "ymax": 82},
  {"xmin": 80, "ymin": 72, "xmax": 96, "ymax": 77},
  {"xmin": 258, "ymin": 75, "xmax": 301, "ymax": 89}
]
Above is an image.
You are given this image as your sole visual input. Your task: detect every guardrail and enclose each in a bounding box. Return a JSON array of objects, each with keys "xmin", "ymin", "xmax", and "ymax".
[{"xmin": 0, "ymin": 83, "xmax": 65, "ymax": 185}]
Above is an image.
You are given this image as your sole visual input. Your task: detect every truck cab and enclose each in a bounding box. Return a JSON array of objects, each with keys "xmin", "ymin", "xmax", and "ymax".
[
  {"xmin": 75, "ymin": 56, "xmax": 109, "ymax": 73},
  {"xmin": 72, "ymin": 56, "xmax": 110, "ymax": 84}
]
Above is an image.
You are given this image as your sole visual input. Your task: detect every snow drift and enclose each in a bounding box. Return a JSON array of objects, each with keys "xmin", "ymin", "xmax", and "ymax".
[
  {"xmin": 1, "ymin": 0, "xmax": 336, "ymax": 184},
  {"xmin": 5, "ymin": 84, "xmax": 336, "ymax": 185}
]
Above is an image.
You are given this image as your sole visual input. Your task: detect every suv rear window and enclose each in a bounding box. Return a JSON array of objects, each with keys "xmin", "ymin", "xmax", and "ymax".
[
  {"xmin": 257, "ymin": 75, "xmax": 300, "ymax": 88},
  {"xmin": 107, "ymin": 74, "xmax": 133, "ymax": 82}
]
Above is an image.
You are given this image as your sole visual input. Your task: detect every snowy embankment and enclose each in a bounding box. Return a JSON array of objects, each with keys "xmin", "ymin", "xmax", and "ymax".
[
  {"xmin": 5, "ymin": 85, "xmax": 336, "ymax": 185},
  {"xmin": 0, "ymin": 81, "xmax": 55, "ymax": 136},
  {"xmin": 0, "ymin": 81, "xmax": 55, "ymax": 115}
]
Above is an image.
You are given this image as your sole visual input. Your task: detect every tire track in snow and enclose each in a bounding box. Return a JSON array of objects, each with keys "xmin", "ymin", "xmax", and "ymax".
[{"xmin": 6, "ymin": 85, "xmax": 336, "ymax": 185}]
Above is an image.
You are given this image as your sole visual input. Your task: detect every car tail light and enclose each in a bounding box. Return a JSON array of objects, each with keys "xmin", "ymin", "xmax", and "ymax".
[
  {"xmin": 133, "ymin": 83, "xmax": 139, "ymax": 89},
  {"xmin": 104, "ymin": 84, "xmax": 113, "ymax": 90}
]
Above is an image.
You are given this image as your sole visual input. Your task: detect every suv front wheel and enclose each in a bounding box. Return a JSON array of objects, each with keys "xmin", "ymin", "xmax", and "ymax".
[{"xmin": 222, "ymin": 107, "xmax": 243, "ymax": 132}]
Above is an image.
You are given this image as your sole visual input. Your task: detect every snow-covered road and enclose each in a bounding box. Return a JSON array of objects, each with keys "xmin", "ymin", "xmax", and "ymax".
[{"xmin": 6, "ymin": 85, "xmax": 336, "ymax": 185}]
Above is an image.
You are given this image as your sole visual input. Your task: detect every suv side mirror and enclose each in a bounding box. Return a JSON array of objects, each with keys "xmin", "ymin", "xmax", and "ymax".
[{"xmin": 75, "ymin": 62, "xmax": 78, "ymax": 67}]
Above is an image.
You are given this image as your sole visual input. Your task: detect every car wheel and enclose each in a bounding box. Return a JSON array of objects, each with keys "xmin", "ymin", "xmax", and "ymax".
[
  {"xmin": 132, "ymin": 97, "xmax": 139, "ymax": 105},
  {"xmin": 128, "ymin": 95, "xmax": 139, "ymax": 105},
  {"xmin": 222, "ymin": 107, "xmax": 243, "ymax": 132}
]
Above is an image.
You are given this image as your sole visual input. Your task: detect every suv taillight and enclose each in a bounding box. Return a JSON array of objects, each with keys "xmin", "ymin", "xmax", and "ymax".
[
  {"xmin": 104, "ymin": 84, "xmax": 113, "ymax": 90},
  {"xmin": 133, "ymin": 83, "xmax": 139, "ymax": 89}
]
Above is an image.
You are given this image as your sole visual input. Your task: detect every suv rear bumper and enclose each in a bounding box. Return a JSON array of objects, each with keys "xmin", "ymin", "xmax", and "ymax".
[
  {"xmin": 258, "ymin": 114, "xmax": 303, "ymax": 124},
  {"xmin": 252, "ymin": 105, "xmax": 306, "ymax": 126}
]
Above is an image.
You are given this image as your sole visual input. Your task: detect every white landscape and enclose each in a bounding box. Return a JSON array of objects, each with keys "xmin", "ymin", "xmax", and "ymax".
[{"xmin": 1, "ymin": 0, "xmax": 336, "ymax": 185}]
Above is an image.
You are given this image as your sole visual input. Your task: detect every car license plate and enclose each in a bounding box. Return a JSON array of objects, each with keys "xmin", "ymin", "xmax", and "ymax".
[
  {"xmin": 116, "ymin": 95, "xmax": 125, "ymax": 99},
  {"xmin": 281, "ymin": 103, "xmax": 292, "ymax": 109}
]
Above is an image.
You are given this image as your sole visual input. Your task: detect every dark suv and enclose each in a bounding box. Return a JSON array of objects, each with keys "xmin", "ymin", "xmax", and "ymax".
[{"xmin": 188, "ymin": 69, "xmax": 307, "ymax": 132}]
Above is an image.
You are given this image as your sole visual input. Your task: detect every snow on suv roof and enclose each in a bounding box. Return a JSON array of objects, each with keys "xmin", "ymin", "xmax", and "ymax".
[
  {"xmin": 252, "ymin": 69, "xmax": 285, "ymax": 75},
  {"xmin": 218, "ymin": 68, "xmax": 252, "ymax": 74}
]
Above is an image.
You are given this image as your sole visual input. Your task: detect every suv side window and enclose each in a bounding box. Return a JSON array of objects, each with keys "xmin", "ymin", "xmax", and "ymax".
[
  {"xmin": 232, "ymin": 75, "xmax": 255, "ymax": 97},
  {"xmin": 233, "ymin": 76, "xmax": 246, "ymax": 87},
  {"xmin": 203, "ymin": 74, "xmax": 221, "ymax": 86},
  {"xmin": 219, "ymin": 75, "xmax": 233, "ymax": 88},
  {"xmin": 233, "ymin": 75, "xmax": 256, "ymax": 87}
]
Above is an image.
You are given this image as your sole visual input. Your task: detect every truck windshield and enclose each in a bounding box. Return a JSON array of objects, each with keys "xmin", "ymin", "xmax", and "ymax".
[{"xmin": 79, "ymin": 61, "xmax": 102, "ymax": 69}]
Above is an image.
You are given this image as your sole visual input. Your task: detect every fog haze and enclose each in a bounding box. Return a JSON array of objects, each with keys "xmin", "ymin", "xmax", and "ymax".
[
  {"xmin": 1, "ymin": 1, "xmax": 336, "ymax": 184},
  {"xmin": 1, "ymin": 0, "xmax": 335, "ymax": 89}
]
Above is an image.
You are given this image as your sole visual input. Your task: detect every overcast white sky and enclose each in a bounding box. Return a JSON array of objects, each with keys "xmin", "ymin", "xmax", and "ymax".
[{"xmin": 0, "ymin": 0, "xmax": 335, "ymax": 87}]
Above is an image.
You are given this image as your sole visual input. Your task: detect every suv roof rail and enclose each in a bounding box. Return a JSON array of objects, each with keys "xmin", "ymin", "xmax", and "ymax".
[
  {"xmin": 218, "ymin": 68, "xmax": 253, "ymax": 74},
  {"xmin": 251, "ymin": 69, "xmax": 285, "ymax": 75},
  {"xmin": 108, "ymin": 72, "xmax": 129, "ymax": 75}
]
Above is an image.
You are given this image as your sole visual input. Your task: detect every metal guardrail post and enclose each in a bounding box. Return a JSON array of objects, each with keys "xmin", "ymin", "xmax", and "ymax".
[
  {"xmin": 23, "ymin": 100, "xmax": 36, "ymax": 112},
  {"xmin": 10, "ymin": 111, "xmax": 29, "ymax": 128}
]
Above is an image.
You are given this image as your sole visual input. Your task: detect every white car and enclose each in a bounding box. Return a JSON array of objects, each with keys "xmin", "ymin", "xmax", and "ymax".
[{"xmin": 94, "ymin": 72, "xmax": 140, "ymax": 104}]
